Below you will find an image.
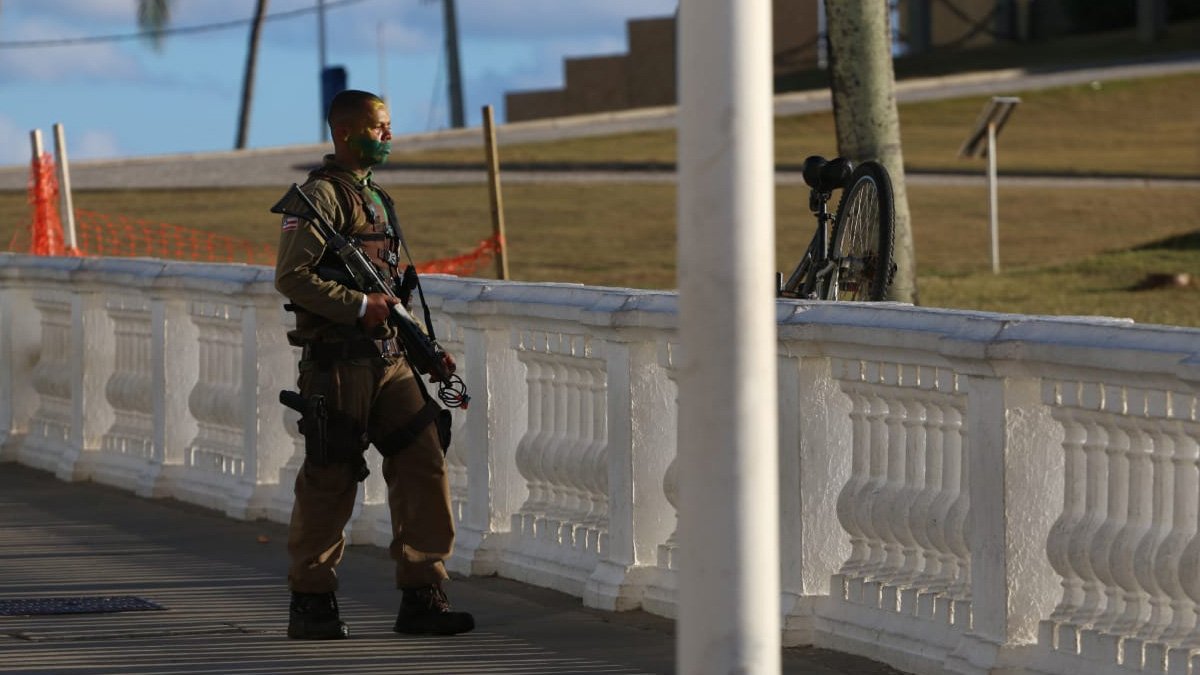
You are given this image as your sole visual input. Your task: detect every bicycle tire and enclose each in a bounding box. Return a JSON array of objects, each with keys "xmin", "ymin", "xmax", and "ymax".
[{"xmin": 826, "ymin": 161, "xmax": 895, "ymax": 301}]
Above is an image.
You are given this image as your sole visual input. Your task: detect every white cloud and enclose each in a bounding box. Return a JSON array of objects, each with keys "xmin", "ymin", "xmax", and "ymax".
[
  {"xmin": 458, "ymin": 0, "xmax": 679, "ymax": 40},
  {"xmin": 0, "ymin": 16, "xmax": 143, "ymax": 82},
  {"xmin": 0, "ymin": 113, "xmax": 32, "ymax": 165},
  {"xmin": 267, "ymin": 0, "xmax": 680, "ymax": 57},
  {"xmin": 10, "ymin": 0, "xmax": 137, "ymax": 25},
  {"xmin": 72, "ymin": 128, "xmax": 121, "ymax": 159},
  {"xmin": 0, "ymin": 113, "xmax": 120, "ymax": 165}
]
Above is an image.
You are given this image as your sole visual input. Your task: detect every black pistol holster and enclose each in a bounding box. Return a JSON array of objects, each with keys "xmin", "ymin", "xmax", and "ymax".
[{"xmin": 279, "ymin": 390, "xmax": 370, "ymax": 482}]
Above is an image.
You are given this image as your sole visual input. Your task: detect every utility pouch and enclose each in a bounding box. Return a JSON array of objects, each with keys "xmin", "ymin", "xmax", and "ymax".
[
  {"xmin": 416, "ymin": 369, "xmax": 452, "ymax": 454},
  {"xmin": 435, "ymin": 408, "xmax": 452, "ymax": 452}
]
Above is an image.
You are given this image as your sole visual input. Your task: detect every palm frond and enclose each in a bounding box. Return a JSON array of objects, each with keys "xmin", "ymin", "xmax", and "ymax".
[{"xmin": 137, "ymin": 0, "xmax": 171, "ymax": 51}]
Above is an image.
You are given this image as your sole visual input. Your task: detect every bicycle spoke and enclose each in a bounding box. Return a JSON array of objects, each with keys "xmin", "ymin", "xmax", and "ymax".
[{"xmin": 828, "ymin": 162, "xmax": 895, "ymax": 302}]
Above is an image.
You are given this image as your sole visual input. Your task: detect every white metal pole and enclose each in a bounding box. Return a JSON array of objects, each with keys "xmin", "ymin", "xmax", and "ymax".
[
  {"xmin": 318, "ymin": 0, "xmax": 328, "ymax": 141},
  {"xmin": 29, "ymin": 128, "xmax": 44, "ymax": 164},
  {"xmin": 987, "ymin": 121, "xmax": 999, "ymax": 274},
  {"xmin": 677, "ymin": 0, "xmax": 779, "ymax": 672},
  {"xmin": 53, "ymin": 123, "xmax": 78, "ymax": 253}
]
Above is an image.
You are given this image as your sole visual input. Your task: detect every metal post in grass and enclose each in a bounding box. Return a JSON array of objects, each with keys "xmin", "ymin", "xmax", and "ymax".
[
  {"xmin": 482, "ymin": 105, "xmax": 509, "ymax": 280},
  {"xmin": 677, "ymin": 0, "xmax": 779, "ymax": 673},
  {"xmin": 959, "ymin": 96, "xmax": 1021, "ymax": 274}
]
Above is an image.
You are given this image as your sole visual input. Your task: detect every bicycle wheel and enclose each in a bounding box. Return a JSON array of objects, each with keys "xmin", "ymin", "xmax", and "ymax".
[{"xmin": 826, "ymin": 161, "xmax": 895, "ymax": 301}]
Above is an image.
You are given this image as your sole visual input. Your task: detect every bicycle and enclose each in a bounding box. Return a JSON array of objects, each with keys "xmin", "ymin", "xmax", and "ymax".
[{"xmin": 778, "ymin": 155, "xmax": 896, "ymax": 302}]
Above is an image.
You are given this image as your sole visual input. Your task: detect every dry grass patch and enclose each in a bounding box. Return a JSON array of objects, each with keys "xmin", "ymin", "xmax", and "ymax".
[
  {"xmin": 392, "ymin": 73, "xmax": 1200, "ymax": 179},
  {"xmin": 3, "ymin": 181, "xmax": 1198, "ymax": 326}
]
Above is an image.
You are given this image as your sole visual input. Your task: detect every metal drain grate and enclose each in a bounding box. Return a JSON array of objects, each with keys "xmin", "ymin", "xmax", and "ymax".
[{"xmin": 0, "ymin": 596, "xmax": 165, "ymax": 616}]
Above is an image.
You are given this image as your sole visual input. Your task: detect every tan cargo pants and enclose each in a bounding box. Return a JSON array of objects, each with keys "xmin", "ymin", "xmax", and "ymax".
[{"xmin": 286, "ymin": 354, "xmax": 454, "ymax": 593}]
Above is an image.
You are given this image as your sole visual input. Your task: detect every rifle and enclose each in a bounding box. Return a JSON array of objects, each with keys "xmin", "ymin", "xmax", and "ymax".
[{"xmin": 271, "ymin": 184, "xmax": 469, "ymax": 409}]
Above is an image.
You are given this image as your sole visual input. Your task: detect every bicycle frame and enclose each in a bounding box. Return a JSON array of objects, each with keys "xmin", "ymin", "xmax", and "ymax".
[{"xmin": 781, "ymin": 187, "xmax": 838, "ymax": 300}]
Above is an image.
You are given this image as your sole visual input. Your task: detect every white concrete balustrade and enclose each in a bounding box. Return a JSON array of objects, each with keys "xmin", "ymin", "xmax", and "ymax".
[{"xmin": 2, "ymin": 252, "xmax": 1199, "ymax": 675}]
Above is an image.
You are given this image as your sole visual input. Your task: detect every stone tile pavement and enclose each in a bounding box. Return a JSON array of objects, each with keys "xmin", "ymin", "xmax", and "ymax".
[{"xmin": 0, "ymin": 463, "xmax": 904, "ymax": 675}]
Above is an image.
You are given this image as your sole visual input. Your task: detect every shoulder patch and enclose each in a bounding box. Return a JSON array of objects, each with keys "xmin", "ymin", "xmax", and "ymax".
[{"xmin": 281, "ymin": 215, "xmax": 300, "ymax": 231}]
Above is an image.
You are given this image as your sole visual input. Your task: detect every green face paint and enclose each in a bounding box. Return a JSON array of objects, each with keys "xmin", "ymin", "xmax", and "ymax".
[{"xmin": 351, "ymin": 137, "xmax": 391, "ymax": 166}]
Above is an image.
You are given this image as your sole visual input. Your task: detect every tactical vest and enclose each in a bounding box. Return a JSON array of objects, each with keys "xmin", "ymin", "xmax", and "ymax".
[{"xmin": 308, "ymin": 168, "xmax": 401, "ymax": 283}]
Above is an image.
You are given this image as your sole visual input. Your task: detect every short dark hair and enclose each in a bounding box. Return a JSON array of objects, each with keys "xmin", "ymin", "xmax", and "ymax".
[{"xmin": 326, "ymin": 89, "xmax": 384, "ymax": 129}]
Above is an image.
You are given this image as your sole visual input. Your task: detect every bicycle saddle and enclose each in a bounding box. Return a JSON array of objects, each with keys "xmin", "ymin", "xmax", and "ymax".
[{"xmin": 801, "ymin": 155, "xmax": 854, "ymax": 192}]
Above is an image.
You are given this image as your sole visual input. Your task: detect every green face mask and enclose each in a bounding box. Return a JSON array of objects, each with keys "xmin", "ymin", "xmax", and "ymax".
[{"xmin": 351, "ymin": 137, "xmax": 391, "ymax": 165}]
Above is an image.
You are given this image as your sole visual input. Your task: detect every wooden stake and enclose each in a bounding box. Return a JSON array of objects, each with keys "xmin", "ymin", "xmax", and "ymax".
[{"xmin": 482, "ymin": 104, "xmax": 509, "ymax": 280}]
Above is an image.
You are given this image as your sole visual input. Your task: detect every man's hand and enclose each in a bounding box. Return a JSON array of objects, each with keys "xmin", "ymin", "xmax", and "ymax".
[
  {"xmin": 432, "ymin": 352, "xmax": 457, "ymax": 383},
  {"xmin": 361, "ymin": 292, "xmax": 398, "ymax": 329}
]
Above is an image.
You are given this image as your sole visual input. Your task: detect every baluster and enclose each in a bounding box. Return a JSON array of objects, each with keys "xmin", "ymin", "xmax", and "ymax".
[
  {"xmin": 553, "ymin": 359, "xmax": 583, "ymax": 541},
  {"xmin": 873, "ymin": 381, "xmax": 909, "ymax": 592},
  {"xmin": 1133, "ymin": 417, "xmax": 1175, "ymax": 644},
  {"xmin": 1110, "ymin": 416, "xmax": 1154, "ymax": 639},
  {"xmin": 913, "ymin": 396, "xmax": 946, "ymax": 594},
  {"xmin": 581, "ymin": 366, "xmax": 609, "ymax": 552},
  {"xmin": 577, "ymin": 360, "xmax": 605, "ymax": 541},
  {"xmin": 835, "ymin": 379, "xmax": 871, "ymax": 578},
  {"xmin": 567, "ymin": 359, "xmax": 597, "ymax": 546},
  {"xmin": 1090, "ymin": 417, "xmax": 1131, "ymax": 634},
  {"xmin": 1158, "ymin": 418, "xmax": 1199, "ymax": 647},
  {"xmin": 544, "ymin": 359, "xmax": 571, "ymax": 536},
  {"xmin": 857, "ymin": 390, "xmax": 890, "ymax": 582},
  {"xmin": 104, "ymin": 302, "xmax": 153, "ymax": 459},
  {"xmin": 27, "ymin": 291, "xmax": 73, "ymax": 453},
  {"xmin": 1175, "ymin": 416, "xmax": 1200, "ymax": 653},
  {"xmin": 926, "ymin": 399, "xmax": 961, "ymax": 596},
  {"xmin": 897, "ymin": 389, "xmax": 928, "ymax": 589},
  {"xmin": 1046, "ymin": 405, "xmax": 1089, "ymax": 642},
  {"xmin": 943, "ymin": 402, "xmax": 971, "ymax": 603},
  {"xmin": 1064, "ymin": 414, "xmax": 1109, "ymax": 630},
  {"xmin": 514, "ymin": 354, "xmax": 547, "ymax": 532}
]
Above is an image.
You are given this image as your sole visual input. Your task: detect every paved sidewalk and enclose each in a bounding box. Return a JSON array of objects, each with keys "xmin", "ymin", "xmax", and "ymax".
[{"xmin": 0, "ymin": 463, "xmax": 903, "ymax": 675}]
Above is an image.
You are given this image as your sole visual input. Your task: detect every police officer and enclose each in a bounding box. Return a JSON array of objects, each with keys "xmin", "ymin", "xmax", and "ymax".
[{"xmin": 275, "ymin": 89, "xmax": 473, "ymax": 639}]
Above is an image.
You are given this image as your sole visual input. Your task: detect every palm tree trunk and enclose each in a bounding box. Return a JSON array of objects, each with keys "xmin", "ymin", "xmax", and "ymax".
[
  {"xmin": 824, "ymin": 1, "xmax": 918, "ymax": 304},
  {"xmin": 236, "ymin": 0, "xmax": 269, "ymax": 150}
]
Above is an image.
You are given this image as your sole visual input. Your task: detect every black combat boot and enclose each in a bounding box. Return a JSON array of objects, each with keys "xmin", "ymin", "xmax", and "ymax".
[
  {"xmin": 393, "ymin": 583, "xmax": 475, "ymax": 635},
  {"xmin": 288, "ymin": 591, "xmax": 349, "ymax": 640}
]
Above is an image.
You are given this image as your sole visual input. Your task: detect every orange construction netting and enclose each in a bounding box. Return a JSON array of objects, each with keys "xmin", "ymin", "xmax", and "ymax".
[
  {"xmin": 70, "ymin": 209, "xmax": 276, "ymax": 265},
  {"xmin": 418, "ymin": 234, "xmax": 504, "ymax": 276},
  {"xmin": 20, "ymin": 152, "xmax": 68, "ymax": 256},
  {"xmin": 7, "ymin": 154, "xmax": 504, "ymax": 276}
]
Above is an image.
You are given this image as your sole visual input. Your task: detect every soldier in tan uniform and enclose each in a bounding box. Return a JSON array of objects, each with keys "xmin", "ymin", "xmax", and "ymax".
[{"xmin": 275, "ymin": 89, "xmax": 473, "ymax": 639}]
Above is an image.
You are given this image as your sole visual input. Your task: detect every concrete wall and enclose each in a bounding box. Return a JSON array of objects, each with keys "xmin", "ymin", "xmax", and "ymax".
[
  {"xmin": 4, "ymin": 253, "xmax": 1200, "ymax": 675},
  {"xmin": 507, "ymin": 0, "xmax": 820, "ymax": 123}
]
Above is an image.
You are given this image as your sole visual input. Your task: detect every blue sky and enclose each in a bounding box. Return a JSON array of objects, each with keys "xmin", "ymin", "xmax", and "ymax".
[{"xmin": 0, "ymin": 0, "xmax": 678, "ymax": 166}]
